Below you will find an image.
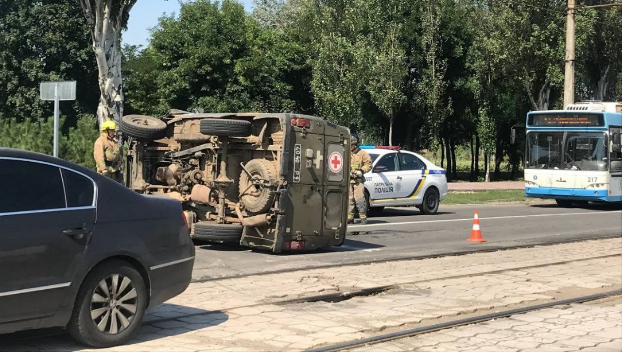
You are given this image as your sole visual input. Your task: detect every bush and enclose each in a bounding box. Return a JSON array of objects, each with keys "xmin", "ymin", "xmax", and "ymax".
[{"xmin": 0, "ymin": 115, "xmax": 99, "ymax": 169}]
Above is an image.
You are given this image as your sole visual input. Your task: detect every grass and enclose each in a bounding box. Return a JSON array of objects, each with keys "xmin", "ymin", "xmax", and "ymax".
[{"xmin": 443, "ymin": 190, "xmax": 527, "ymax": 205}]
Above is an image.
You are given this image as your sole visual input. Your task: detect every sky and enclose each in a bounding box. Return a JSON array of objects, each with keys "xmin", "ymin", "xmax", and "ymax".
[{"xmin": 124, "ymin": 0, "xmax": 255, "ymax": 47}]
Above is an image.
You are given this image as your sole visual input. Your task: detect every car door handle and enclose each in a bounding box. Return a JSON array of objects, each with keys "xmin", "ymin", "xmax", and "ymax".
[{"xmin": 63, "ymin": 227, "xmax": 88, "ymax": 240}]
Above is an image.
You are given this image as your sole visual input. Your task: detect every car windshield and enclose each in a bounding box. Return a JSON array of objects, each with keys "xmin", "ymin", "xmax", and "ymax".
[
  {"xmin": 564, "ymin": 132, "xmax": 608, "ymax": 171},
  {"xmin": 526, "ymin": 132, "xmax": 563, "ymax": 169},
  {"xmin": 369, "ymin": 153, "xmax": 380, "ymax": 163},
  {"xmin": 526, "ymin": 131, "xmax": 608, "ymax": 170}
]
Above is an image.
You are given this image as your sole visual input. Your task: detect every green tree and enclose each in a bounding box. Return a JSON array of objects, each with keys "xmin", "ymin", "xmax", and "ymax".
[
  {"xmin": 129, "ymin": 0, "xmax": 306, "ymax": 114},
  {"xmin": 0, "ymin": 0, "xmax": 98, "ymax": 122}
]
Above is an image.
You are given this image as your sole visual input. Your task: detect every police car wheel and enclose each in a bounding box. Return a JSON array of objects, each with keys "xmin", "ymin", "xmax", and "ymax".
[
  {"xmin": 420, "ymin": 188, "xmax": 440, "ymax": 215},
  {"xmin": 67, "ymin": 260, "xmax": 147, "ymax": 347},
  {"xmin": 120, "ymin": 115, "xmax": 167, "ymax": 140},
  {"xmin": 368, "ymin": 206, "xmax": 384, "ymax": 215}
]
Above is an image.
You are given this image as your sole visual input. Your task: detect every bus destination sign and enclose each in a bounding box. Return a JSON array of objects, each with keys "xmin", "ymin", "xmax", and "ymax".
[{"xmin": 528, "ymin": 113, "xmax": 604, "ymax": 127}]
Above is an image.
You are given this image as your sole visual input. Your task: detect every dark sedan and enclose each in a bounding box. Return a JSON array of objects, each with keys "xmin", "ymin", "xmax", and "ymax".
[{"xmin": 0, "ymin": 148, "xmax": 195, "ymax": 347}]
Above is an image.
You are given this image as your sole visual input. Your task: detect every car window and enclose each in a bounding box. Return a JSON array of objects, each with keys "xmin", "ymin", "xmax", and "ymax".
[
  {"xmin": 0, "ymin": 159, "xmax": 66, "ymax": 213},
  {"xmin": 369, "ymin": 154, "xmax": 380, "ymax": 163},
  {"xmin": 374, "ymin": 153, "xmax": 398, "ymax": 172},
  {"xmin": 62, "ymin": 169, "xmax": 95, "ymax": 207},
  {"xmin": 399, "ymin": 153, "xmax": 426, "ymax": 171}
]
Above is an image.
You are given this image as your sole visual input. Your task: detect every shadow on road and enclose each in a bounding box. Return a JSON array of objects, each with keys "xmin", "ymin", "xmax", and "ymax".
[
  {"xmin": 371, "ymin": 208, "xmax": 455, "ymax": 217},
  {"xmin": 530, "ymin": 203, "xmax": 622, "ymax": 211},
  {"xmin": 0, "ymin": 305, "xmax": 228, "ymax": 351},
  {"xmin": 330, "ymin": 238, "xmax": 385, "ymax": 252},
  {"xmin": 196, "ymin": 241, "xmax": 250, "ymax": 252}
]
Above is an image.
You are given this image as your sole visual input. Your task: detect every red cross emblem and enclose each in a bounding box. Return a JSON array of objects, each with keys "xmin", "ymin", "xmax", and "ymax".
[{"xmin": 328, "ymin": 152, "xmax": 343, "ymax": 173}]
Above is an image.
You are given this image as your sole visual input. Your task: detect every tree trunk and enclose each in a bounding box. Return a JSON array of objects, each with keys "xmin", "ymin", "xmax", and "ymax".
[
  {"xmin": 494, "ymin": 141, "xmax": 502, "ymax": 180},
  {"xmin": 94, "ymin": 38, "xmax": 123, "ymax": 126},
  {"xmin": 470, "ymin": 135, "xmax": 475, "ymax": 181},
  {"xmin": 405, "ymin": 118, "xmax": 414, "ymax": 150},
  {"xmin": 451, "ymin": 139, "xmax": 457, "ymax": 180},
  {"xmin": 445, "ymin": 138, "xmax": 452, "ymax": 182},
  {"xmin": 78, "ymin": 0, "xmax": 137, "ymax": 128},
  {"xmin": 484, "ymin": 153, "xmax": 490, "ymax": 182},
  {"xmin": 388, "ymin": 117, "xmax": 394, "ymax": 146},
  {"xmin": 440, "ymin": 137, "xmax": 445, "ymax": 169},
  {"xmin": 596, "ymin": 65, "xmax": 610, "ymax": 101},
  {"xmin": 475, "ymin": 135, "xmax": 481, "ymax": 178},
  {"xmin": 537, "ymin": 85, "xmax": 551, "ymax": 110}
]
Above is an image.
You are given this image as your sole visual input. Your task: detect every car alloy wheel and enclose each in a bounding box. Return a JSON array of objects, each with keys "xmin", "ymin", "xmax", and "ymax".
[
  {"xmin": 90, "ymin": 274, "xmax": 138, "ymax": 335},
  {"xmin": 68, "ymin": 260, "xmax": 147, "ymax": 347}
]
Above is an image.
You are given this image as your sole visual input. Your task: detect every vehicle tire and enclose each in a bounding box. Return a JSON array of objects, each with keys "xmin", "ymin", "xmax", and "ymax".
[
  {"xmin": 555, "ymin": 199, "xmax": 574, "ymax": 207},
  {"xmin": 200, "ymin": 118, "xmax": 252, "ymax": 137},
  {"xmin": 368, "ymin": 207, "xmax": 384, "ymax": 216},
  {"xmin": 239, "ymin": 159, "xmax": 277, "ymax": 214},
  {"xmin": 420, "ymin": 187, "xmax": 440, "ymax": 215},
  {"xmin": 193, "ymin": 222, "xmax": 243, "ymax": 243},
  {"xmin": 119, "ymin": 115, "xmax": 167, "ymax": 140},
  {"xmin": 67, "ymin": 260, "xmax": 147, "ymax": 348}
]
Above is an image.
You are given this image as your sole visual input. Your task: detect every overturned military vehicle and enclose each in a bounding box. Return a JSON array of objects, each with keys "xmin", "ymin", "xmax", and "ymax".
[{"xmin": 121, "ymin": 111, "xmax": 350, "ymax": 253}]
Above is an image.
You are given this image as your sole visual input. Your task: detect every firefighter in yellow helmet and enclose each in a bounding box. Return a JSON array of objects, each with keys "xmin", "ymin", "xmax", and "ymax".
[
  {"xmin": 349, "ymin": 133, "xmax": 372, "ymax": 224},
  {"xmin": 94, "ymin": 120, "xmax": 122, "ymax": 182}
]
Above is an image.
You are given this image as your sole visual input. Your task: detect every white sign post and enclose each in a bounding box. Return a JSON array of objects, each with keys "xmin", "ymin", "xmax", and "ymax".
[{"xmin": 40, "ymin": 81, "xmax": 76, "ymax": 158}]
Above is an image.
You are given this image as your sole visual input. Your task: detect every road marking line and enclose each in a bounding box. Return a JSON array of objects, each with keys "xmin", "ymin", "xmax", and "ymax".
[{"xmin": 349, "ymin": 210, "xmax": 622, "ymax": 229}]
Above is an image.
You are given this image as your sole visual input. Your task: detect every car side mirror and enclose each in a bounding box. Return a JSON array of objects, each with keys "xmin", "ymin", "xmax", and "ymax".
[{"xmin": 374, "ymin": 165, "xmax": 387, "ymax": 173}]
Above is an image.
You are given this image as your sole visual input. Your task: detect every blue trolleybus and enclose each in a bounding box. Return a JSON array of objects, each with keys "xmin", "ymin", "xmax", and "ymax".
[{"xmin": 524, "ymin": 102, "xmax": 622, "ymax": 206}]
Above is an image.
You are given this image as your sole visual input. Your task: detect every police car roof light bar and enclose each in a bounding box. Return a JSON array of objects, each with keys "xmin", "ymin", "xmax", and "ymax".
[{"xmin": 358, "ymin": 145, "xmax": 401, "ymax": 150}]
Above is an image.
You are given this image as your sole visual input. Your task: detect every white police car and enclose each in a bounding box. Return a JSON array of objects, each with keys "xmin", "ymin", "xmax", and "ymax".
[{"xmin": 360, "ymin": 146, "xmax": 448, "ymax": 215}]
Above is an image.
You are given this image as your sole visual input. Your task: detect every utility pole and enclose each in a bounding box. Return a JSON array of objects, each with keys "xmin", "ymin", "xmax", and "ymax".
[
  {"xmin": 564, "ymin": 1, "xmax": 621, "ymax": 107},
  {"xmin": 563, "ymin": 0, "xmax": 576, "ymax": 108}
]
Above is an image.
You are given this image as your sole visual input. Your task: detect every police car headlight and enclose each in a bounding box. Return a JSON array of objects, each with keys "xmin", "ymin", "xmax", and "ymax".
[
  {"xmin": 525, "ymin": 181, "xmax": 538, "ymax": 187},
  {"xmin": 586, "ymin": 183, "xmax": 608, "ymax": 189}
]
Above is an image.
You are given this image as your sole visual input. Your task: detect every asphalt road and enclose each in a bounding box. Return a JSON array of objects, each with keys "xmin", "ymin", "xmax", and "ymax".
[{"xmin": 191, "ymin": 201, "xmax": 622, "ymax": 280}]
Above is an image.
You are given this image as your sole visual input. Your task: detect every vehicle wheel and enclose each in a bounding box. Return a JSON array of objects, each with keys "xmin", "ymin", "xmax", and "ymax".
[
  {"xmin": 420, "ymin": 187, "xmax": 440, "ymax": 215},
  {"xmin": 368, "ymin": 207, "xmax": 384, "ymax": 216},
  {"xmin": 239, "ymin": 159, "xmax": 277, "ymax": 214},
  {"xmin": 119, "ymin": 115, "xmax": 167, "ymax": 140},
  {"xmin": 555, "ymin": 199, "xmax": 574, "ymax": 207},
  {"xmin": 200, "ymin": 118, "xmax": 252, "ymax": 137},
  {"xmin": 193, "ymin": 222, "xmax": 243, "ymax": 243},
  {"xmin": 67, "ymin": 260, "xmax": 147, "ymax": 348}
]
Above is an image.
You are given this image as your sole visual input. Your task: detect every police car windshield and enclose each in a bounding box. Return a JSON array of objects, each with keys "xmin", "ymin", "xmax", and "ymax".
[{"xmin": 369, "ymin": 154, "xmax": 380, "ymax": 163}]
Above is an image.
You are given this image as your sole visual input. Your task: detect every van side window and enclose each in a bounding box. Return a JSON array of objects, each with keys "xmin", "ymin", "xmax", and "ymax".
[
  {"xmin": 0, "ymin": 159, "xmax": 66, "ymax": 214},
  {"xmin": 62, "ymin": 169, "xmax": 95, "ymax": 207}
]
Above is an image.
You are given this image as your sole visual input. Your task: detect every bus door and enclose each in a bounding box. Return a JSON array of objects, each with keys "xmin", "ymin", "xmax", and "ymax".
[{"xmin": 609, "ymin": 127, "xmax": 622, "ymax": 200}]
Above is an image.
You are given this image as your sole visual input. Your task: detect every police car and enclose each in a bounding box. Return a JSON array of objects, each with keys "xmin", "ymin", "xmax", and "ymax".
[{"xmin": 360, "ymin": 146, "xmax": 448, "ymax": 215}]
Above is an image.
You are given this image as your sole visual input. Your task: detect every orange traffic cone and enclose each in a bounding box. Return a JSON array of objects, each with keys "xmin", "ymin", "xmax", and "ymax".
[{"xmin": 467, "ymin": 210, "xmax": 486, "ymax": 242}]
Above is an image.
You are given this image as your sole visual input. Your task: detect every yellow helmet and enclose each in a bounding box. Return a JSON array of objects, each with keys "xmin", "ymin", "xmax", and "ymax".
[{"xmin": 101, "ymin": 120, "xmax": 116, "ymax": 132}]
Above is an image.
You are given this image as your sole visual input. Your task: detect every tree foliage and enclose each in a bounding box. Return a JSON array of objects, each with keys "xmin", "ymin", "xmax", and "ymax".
[
  {"xmin": 2, "ymin": 0, "xmax": 621, "ymax": 179},
  {"xmin": 0, "ymin": 0, "xmax": 98, "ymax": 122}
]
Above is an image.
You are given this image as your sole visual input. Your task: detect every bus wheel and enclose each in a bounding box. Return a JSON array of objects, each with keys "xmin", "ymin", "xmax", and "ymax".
[{"xmin": 555, "ymin": 199, "xmax": 574, "ymax": 207}]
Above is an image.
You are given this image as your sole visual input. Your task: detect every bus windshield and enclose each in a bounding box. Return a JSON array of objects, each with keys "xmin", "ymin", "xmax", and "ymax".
[
  {"xmin": 564, "ymin": 132, "xmax": 608, "ymax": 171},
  {"xmin": 526, "ymin": 132, "xmax": 563, "ymax": 169},
  {"xmin": 526, "ymin": 132, "xmax": 608, "ymax": 170}
]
